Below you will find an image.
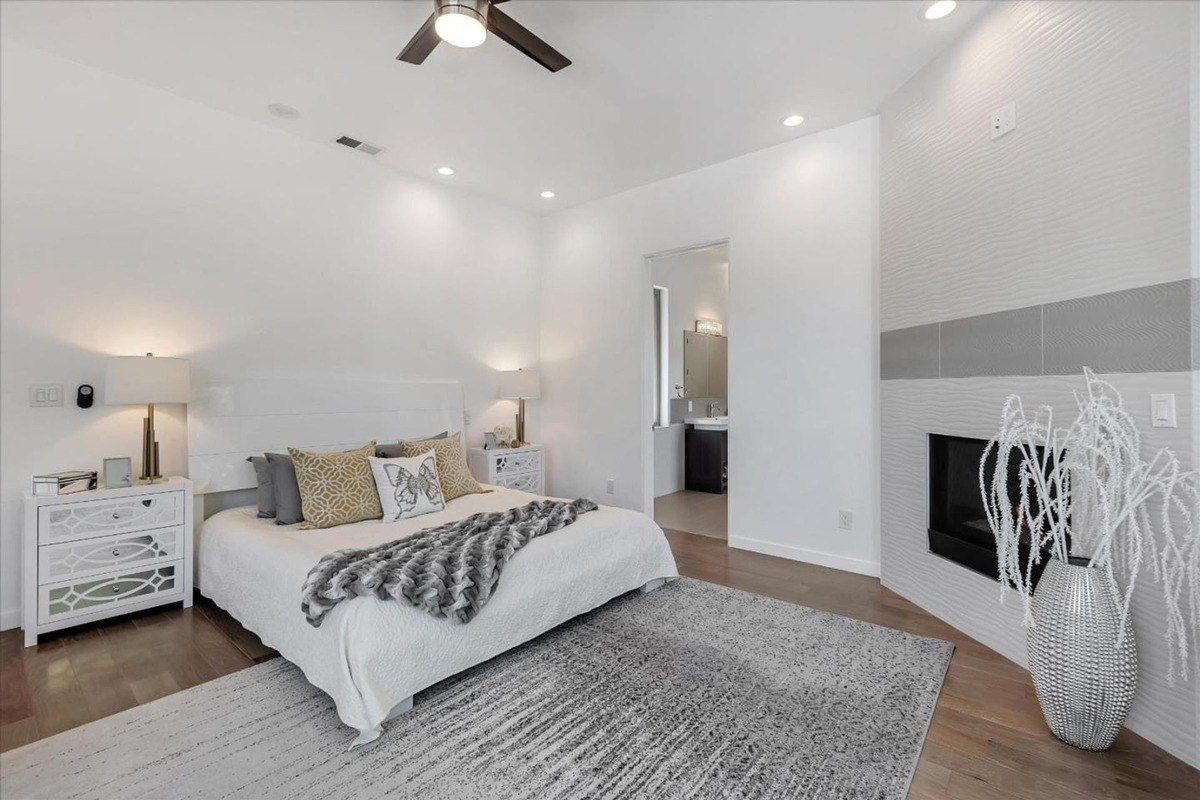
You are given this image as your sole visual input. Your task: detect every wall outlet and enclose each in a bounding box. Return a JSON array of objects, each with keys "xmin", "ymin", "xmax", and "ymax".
[
  {"xmin": 29, "ymin": 384, "xmax": 64, "ymax": 407},
  {"xmin": 687, "ymin": 400, "xmax": 693, "ymax": 412},
  {"xmin": 838, "ymin": 510, "xmax": 853, "ymax": 531},
  {"xmin": 606, "ymin": 478, "xmax": 615, "ymax": 495},
  {"xmin": 990, "ymin": 101, "xmax": 1016, "ymax": 140}
]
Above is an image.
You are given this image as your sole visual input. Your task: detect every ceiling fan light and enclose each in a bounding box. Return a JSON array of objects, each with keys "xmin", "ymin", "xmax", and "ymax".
[{"xmin": 434, "ymin": 3, "xmax": 488, "ymax": 48}]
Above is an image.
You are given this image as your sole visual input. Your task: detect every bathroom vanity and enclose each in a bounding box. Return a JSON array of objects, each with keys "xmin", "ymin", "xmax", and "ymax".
[{"xmin": 684, "ymin": 417, "xmax": 728, "ymax": 494}]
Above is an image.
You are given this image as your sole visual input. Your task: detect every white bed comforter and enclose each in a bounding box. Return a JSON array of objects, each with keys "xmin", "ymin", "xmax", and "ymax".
[{"xmin": 198, "ymin": 487, "xmax": 678, "ymax": 741}]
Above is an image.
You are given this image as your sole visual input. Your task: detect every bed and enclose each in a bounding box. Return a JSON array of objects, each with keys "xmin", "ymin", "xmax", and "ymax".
[{"xmin": 189, "ymin": 379, "xmax": 679, "ymax": 745}]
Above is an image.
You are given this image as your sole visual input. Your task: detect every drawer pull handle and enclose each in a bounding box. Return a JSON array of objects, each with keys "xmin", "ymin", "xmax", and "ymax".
[
  {"xmin": 111, "ymin": 585, "xmax": 121, "ymax": 593},
  {"xmin": 112, "ymin": 549, "xmax": 121, "ymax": 557},
  {"xmin": 112, "ymin": 513, "xmax": 120, "ymax": 520},
  {"xmin": 142, "ymin": 499, "xmax": 153, "ymax": 507}
]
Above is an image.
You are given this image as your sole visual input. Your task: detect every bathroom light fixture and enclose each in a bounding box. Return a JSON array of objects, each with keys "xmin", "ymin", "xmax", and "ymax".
[
  {"xmin": 540, "ymin": 190, "xmax": 556, "ymax": 199},
  {"xmin": 695, "ymin": 319, "xmax": 724, "ymax": 336},
  {"xmin": 437, "ymin": 166, "xmax": 456, "ymax": 176},
  {"xmin": 434, "ymin": 0, "xmax": 488, "ymax": 48},
  {"xmin": 782, "ymin": 115, "xmax": 805, "ymax": 128},
  {"xmin": 923, "ymin": 1, "xmax": 957, "ymax": 20}
]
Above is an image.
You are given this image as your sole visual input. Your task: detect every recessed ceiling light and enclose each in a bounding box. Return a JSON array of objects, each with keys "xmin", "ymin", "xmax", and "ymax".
[
  {"xmin": 540, "ymin": 190, "xmax": 556, "ymax": 199},
  {"xmin": 782, "ymin": 115, "xmax": 805, "ymax": 128},
  {"xmin": 267, "ymin": 103, "xmax": 300, "ymax": 120},
  {"xmin": 924, "ymin": 1, "xmax": 957, "ymax": 20},
  {"xmin": 437, "ymin": 166, "xmax": 456, "ymax": 176}
]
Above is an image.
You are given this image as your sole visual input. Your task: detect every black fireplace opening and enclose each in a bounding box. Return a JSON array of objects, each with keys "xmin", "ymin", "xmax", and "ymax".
[{"xmin": 927, "ymin": 433, "xmax": 1058, "ymax": 590}]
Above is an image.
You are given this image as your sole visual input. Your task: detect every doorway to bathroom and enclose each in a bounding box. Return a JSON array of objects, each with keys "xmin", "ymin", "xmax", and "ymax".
[{"xmin": 648, "ymin": 242, "xmax": 729, "ymax": 541}]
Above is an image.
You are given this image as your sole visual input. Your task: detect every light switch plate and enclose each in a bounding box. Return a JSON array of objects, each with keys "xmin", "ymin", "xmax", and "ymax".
[
  {"xmin": 1150, "ymin": 393, "xmax": 1177, "ymax": 428},
  {"xmin": 29, "ymin": 383, "xmax": 64, "ymax": 407},
  {"xmin": 991, "ymin": 101, "xmax": 1016, "ymax": 140}
]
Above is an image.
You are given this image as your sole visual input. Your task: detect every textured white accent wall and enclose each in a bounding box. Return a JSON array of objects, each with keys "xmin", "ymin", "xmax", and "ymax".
[
  {"xmin": 540, "ymin": 117, "xmax": 880, "ymax": 576},
  {"xmin": 880, "ymin": 1, "xmax": 1199, "ymax": 766},
  {"xmin": 880, "ymin": 0, "xmax": 1192, "ymax": 332},
  {"xmin": 0, "ymin": 43, "xmax": 541, "ymax": 629}
]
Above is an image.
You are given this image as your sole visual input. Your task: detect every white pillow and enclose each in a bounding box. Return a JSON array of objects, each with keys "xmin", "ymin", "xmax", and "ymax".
[{"xmin": 368, "ymin": 452, "xmax": 446, "ymax": 521}]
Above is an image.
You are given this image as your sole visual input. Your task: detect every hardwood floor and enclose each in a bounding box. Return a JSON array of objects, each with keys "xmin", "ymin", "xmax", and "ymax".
[
  {"xmin": 653, "ymin": 490, "xmax": 728, "ymax": 539},
  {"xmin": 2, "ymin": 529, "xmax": 1196, "ymax": 799}
]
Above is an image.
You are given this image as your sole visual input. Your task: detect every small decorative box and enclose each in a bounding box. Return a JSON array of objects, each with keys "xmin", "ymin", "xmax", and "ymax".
[{"xmin": 32, "ymin": 470, "xmax": 98, "ymax": 497}]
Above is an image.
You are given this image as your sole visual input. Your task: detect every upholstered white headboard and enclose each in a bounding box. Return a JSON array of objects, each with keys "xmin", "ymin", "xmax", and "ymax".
[{"xmin": 187, "ymin": 379, "xmax": 465, "ymax": 494}]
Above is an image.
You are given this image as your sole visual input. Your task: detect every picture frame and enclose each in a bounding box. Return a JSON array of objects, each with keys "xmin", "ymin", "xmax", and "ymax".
[
  {"xmin": 103, "ymin": 456, "xmax": 133, "ymax": 489},
  {"xmin": 493, "ymin": 426, "xmax": 515, "ymax": 449},
  {"xmin": 484, "ymin": 432, "xmax": 498, "ymax": 450}
]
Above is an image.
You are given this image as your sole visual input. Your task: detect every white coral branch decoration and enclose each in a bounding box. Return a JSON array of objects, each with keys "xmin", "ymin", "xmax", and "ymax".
[{"xmin": 980, "ymin": 369, "xmax": 1200, "ymax": 681}]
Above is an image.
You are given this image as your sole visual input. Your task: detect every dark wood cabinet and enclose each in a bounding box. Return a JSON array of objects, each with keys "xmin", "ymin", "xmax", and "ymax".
[{"xmin": 685, "ymin": 427, "xmax": 727, "ymax": 494}]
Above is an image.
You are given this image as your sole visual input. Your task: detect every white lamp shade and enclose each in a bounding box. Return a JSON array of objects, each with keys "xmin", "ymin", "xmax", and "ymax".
[
  {"xmin": 498, "ymin": 369, "xmax": 540, "ymax": 400},
  {"xmin": 104, "ymin": 355, "xmax": 191, "ymax": 405}
]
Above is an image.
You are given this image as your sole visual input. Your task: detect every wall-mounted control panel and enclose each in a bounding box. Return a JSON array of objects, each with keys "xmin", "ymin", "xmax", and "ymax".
[{"xmin": 991, "ymin": 101, "xmax": 1016, "ymax": 140}]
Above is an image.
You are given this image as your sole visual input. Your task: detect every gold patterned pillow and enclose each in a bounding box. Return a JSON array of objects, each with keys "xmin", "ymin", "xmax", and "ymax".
[
  {"xmin": 288, "ymin": 443, "xmax": 382, "ymax": 529},
  {"xmin": 399, "ymin": 434, "xmax": 486, "ymax": 501}
]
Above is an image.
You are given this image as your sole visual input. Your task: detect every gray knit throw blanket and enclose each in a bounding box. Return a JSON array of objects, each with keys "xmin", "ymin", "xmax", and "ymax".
[{"xmin": 301, "ymin": 498, "xmax": 598, "ymax": 626}]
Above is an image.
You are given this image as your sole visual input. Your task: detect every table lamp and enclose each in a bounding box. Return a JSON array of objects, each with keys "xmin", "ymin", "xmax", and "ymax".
[
  {"xmin": 498, "ymin": 368, "xmax": 540, "ymax": 446},
  {"xmin": 104, "ymin": 353, "xmax": 191, "ymax": 482}
]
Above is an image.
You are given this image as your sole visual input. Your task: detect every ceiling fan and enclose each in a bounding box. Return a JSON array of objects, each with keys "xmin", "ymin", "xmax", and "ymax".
[{"xmin": 397, "ymin": 0, "xmax": 571, "ymax": 73}]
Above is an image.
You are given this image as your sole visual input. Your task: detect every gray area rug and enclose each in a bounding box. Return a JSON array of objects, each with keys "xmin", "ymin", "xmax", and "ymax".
[{"xmin": 1, "ymin": 579, "xmax": 953, "ymax": 799}]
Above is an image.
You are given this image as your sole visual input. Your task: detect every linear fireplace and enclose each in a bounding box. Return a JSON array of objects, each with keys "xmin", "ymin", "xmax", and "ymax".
[{"xmin": 927, "ymin": 433, "xmax": 1056, "ymax": 588}]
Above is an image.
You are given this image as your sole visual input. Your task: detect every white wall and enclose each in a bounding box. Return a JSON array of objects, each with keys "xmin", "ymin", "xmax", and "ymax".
[
  {"xmin": 540, "ymin": 116, "xmax": 880, "ymax": 576},
  {"xmin": 651, "ymin": 245, "xmax": 729, "ymax": 398},
  {"xmin": 0, "ymin": 42, "xmax": 542, "ymax": 629}
]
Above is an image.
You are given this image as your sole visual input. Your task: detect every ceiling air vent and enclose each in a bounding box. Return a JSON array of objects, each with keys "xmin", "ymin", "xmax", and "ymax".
[{"xmin": 335, "ymin": 135, "xmax": 384, "ymax": 156}]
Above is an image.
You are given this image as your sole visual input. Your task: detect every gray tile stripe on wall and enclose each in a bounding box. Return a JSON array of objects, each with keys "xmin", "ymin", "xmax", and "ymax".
[{"xmin": 881, "ymin": 279, "xmax": 1196, "ymax": 380}]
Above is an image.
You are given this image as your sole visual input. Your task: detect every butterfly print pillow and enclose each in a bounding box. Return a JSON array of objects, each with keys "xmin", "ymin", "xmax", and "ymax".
[{"xmin": 368, "ymin": 452, "xmax": 446, "ymax": 521}]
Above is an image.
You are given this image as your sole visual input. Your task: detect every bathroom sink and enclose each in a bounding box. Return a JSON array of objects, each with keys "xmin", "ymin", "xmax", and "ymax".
[{"xmin": 685, "ymin": 416, "xmax": 729, "ymax": 430}]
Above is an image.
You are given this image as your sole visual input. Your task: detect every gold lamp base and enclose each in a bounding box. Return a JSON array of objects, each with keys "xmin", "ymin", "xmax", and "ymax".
[
  {"xmin": 140, "ymin": 403, "xmax": 162, "ymax": 482},
  {"xmin": 514, "ymin": 398, "xmax": 528, "ymax": 447}
]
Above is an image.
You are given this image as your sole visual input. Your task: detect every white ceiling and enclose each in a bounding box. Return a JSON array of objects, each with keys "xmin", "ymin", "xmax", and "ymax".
[{"xmin": 0, "ymin": 0, "xmax": 989, "ymax": 213}]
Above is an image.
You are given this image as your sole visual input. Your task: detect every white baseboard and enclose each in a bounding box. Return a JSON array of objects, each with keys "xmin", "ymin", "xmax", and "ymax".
[
  {"xmin": 0, "ymin": 606, "xmax": 21, "ymax": 632},
  {"xmin": 728, "ymin": 535, "xmax": 881, "ymax": 578}
]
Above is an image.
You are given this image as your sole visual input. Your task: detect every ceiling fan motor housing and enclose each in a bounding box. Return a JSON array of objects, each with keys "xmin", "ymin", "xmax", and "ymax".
[{"xmin": 435, "ymin": 0, "xmax": 489, "ymax": 30}]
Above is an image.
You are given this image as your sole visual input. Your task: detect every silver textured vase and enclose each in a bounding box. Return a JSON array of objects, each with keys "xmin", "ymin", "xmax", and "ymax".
[{"xmin": 1027, "ymin": 556, "xmax": 1137, "ymax": 750}]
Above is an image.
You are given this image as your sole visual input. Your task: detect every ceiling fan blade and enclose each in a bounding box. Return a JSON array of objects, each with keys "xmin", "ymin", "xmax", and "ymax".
[
  {"xmin": 486, "ymin": 5, "xmax": 571, "ymax": 72},
  {"xmin": 396, "ymin": 11, "xmax": 440, "ymax": 64}
]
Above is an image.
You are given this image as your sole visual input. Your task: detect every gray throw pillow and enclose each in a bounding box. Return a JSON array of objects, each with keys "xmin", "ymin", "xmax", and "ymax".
[
  {"xmin": 245, "ymin": 456, "xmax": 275, "ymax": 518},
  {"xmin": 376, "ymin": 430, "xmax": 448, "ymax": 459},
  {"xmin": 265, "ymin": 452, "xmax": 304, "ymax": 525}
]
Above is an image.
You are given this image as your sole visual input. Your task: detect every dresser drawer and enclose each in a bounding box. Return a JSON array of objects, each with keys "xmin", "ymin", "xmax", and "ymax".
[
  {"xmin": 38, "ymin": 562, "xmax": 183, "ymax": 624},
  {"xmin": 494, "ymin": 450, "xmax": 542, "ymax": 477},
  {"xmin": 495, "ymin": 471, "xmax": 544, "ymax": 494},
  {"xmin": 38, "ymin": 526, "xmax": 184, "ymax": 584},
  {"xmin": 38, "ymin": 491, "xmax": 183, "ymax": 544}
]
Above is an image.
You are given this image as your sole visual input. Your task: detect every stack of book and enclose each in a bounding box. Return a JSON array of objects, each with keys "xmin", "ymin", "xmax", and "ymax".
[{"xmin": 32, "ymin": 470, "xmax": 98, "ymax": 497}]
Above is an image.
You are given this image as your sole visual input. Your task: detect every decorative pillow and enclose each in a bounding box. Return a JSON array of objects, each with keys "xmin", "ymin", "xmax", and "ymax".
[
  {"xmin": 288, "ymin": 443, "xmax": 382, "ymax": 530},
  {"xmin": 368, "ymin": 452, "xmax": 446, "ymax": 521},
  {"xmin": 376, "ymin": 431, "xmax": 448, "ymax": 459},
  {"xmin": 265, "ymin": 452, "xmax": 304, "ymax": 525},
  {"xmin": 245, "ymin": 456, "xmax": 275, "ymax": 518},
  {"xmin": 398, "ymin": 434, "xmax": 486, "ymax": 501}
]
